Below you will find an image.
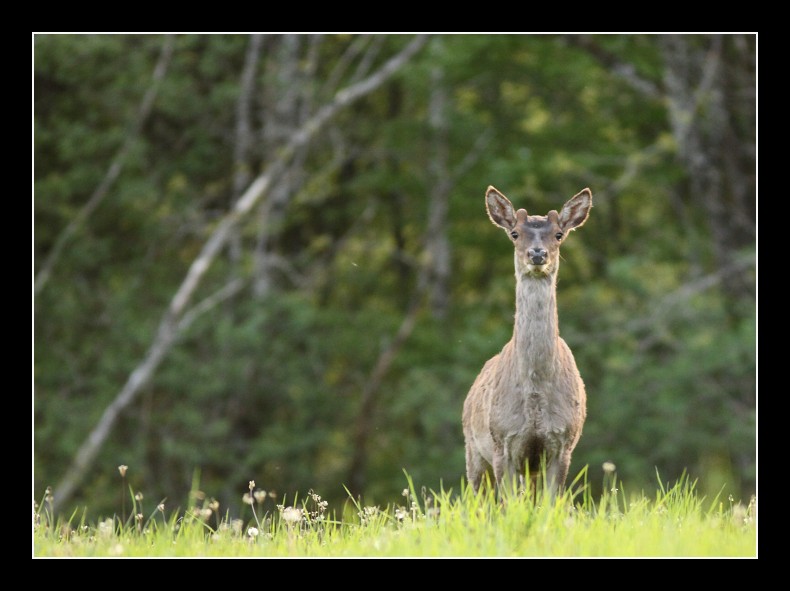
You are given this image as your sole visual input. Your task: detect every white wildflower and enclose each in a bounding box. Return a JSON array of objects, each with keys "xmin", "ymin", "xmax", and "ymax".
[{"xmin": 281, "ymin": 506, "xmax": 304, "ymax": 524}]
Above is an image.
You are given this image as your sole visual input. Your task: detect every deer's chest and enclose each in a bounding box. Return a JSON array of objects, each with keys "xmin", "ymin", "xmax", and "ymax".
[{"xmin": 490, "ymin": 381, "xmax": 566, "ymax": 441}]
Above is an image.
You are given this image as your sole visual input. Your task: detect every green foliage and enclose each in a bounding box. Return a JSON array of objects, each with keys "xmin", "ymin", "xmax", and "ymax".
[{"xmin": 34, "ymin": 34, "xmax": 756, "ymax": 522}]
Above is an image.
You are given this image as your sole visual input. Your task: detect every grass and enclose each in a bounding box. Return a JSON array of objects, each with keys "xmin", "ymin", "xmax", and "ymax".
[{"xmin": 33, "ymin": 467, "xmax": 757, "ymax": 558}]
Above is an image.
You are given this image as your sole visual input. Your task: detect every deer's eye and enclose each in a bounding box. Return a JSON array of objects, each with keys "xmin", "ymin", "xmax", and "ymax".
[
  {"xmin": 510, "ymin": 231, "xmax": 519, "ymax": 240},
  {"xmin": 555, "ymin": 232, "xmax": 563, "ymax": 241}
]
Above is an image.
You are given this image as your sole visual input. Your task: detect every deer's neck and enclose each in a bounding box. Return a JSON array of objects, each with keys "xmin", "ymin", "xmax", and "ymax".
[{"xmin": 513, "ymin": 272, "xmax": 559, "ymax": 377}]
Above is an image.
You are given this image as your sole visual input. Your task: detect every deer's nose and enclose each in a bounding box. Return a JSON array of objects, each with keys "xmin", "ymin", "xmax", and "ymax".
[{"xmin": 527, "ymin": 248, "xmax": 547, "ymax": 265}]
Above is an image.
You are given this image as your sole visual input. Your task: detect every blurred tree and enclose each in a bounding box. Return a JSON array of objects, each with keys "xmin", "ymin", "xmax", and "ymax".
[
  {"xmin": 660, "ymin": 34, "xmax": 755, "ymax": 304},
  {"xmin": 34, "ymin": 33, "xmax": 755, "ymax": 519}
]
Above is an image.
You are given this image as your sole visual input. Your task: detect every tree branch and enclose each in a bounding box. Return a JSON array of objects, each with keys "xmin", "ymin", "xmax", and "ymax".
[
  {"xmin": 50, "ymin": 34, "xmax": 430, "ymax": 514},
  {"xmin": 177, "ymin": 279, "xmax": 246, "ymax": 333},
  {"xmin": 227, "ymin": 34, "xmax": 264, "ymax": 268},
  {"xmin": 232, "ymin": 34, "xmax": 264, "ymax": 200},
  {"xmin": 35, "ymin": 35, "xmax": 176, "ymax": 294},
  {"xmin": 565, "ymin": 34, "xmax": 663, "ymax": 100},
  {"xmin": 566, "ymin": 254, "xmax": 756, "ymax": 347},
  {"xmin": 321, "ymin": 35, "xmax": 374, "ymax": 98}
]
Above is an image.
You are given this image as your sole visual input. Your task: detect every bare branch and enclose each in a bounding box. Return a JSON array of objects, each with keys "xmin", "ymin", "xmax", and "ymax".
[
  {"xmin": 605, "ymin": 137, "xmax": 668, "ymax": 195},
  {"xmin": 565, "ymin": 34, "xmax": 663, "ymax": 100},
  {"xmin": 299, "ymin": 34, "xmax": 323, "ymax": 124},
  {"xmin": 424, "ymin": 60, "xmax": 451, "ymax": 318},
  {"xmin": 177, "ymin": 279, "xmax": 246, "ymax": 333},
  {"xmin": 232, "ymin": 34, "xmax": 264, "ymax": 199},
  {"xmin": 351, "ymin": 35, "xmax": 388, "ymax": 83},
  {"xmin": 662, "ymin": 35, "xmax": 724, "ymax": 154},
  {"xmin": 51, "ymin": 34, "xmax": 430, "ymax": 513},
  {"xmin": 35, "ymin": 35, "xmax": 176, "ymax": 294},
  {"xmin": 227, "ymin": 34, "xmax": 264, "ymax": 268},
  {"xmin": 566, "ymin": 254, "xmax": 756, "ymax": 347},
  {"xmin": 660, "ymin": 35, "xmax": 754, "ymax": 301},
  {"xmin": 262, "ymin": 254, "xmax": 311, "ymax": 290},
  {"xmin": 452, "ymin": 129, "xmax": 493, "ymax": 181},
  {"xmin": 321, "ymin": 35, "xmax": 373, "ymax": 97}
]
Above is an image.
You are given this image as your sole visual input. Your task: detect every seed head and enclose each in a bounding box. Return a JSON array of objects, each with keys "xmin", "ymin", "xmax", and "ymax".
[
  {"xmin": 118, "ymin": 465, "xmax": 128, "ymax": 478},
  {"xmin": 281, "ymin": 506, "xmax": 303, "ymax": 524}
]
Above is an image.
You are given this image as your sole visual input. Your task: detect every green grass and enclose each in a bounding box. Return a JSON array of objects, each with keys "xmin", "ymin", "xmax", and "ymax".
[{"xmin": 33, "ymin": 469, "xmax": 756, "ymax": 558}]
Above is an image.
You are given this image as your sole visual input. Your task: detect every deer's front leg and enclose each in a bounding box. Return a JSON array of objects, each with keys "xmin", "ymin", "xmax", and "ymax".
[{"xmin": 493, "ymin": 437, "xmax": 524, "ymax": 497}]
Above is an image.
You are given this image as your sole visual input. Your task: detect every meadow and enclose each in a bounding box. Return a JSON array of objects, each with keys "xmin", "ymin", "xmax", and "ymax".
[{"xmin": 33, "ymin": 467, "xmax": 756, "ymax": 558}]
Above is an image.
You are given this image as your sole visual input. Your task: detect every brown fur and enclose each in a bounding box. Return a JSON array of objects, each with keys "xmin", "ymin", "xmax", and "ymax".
[{"xmin": 462, "ymin": 185, "xmax": 592, "ymax": 498}]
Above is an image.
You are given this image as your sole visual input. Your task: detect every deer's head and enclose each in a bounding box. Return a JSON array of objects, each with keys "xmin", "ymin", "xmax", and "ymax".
[{"xmin": 485, "ymin": 186, "xmax": 592, "ymax": 278}]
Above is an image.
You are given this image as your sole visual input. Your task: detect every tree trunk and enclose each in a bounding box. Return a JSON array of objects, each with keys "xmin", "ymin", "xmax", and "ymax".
[
  {"xmin": 227, "ymin": 34, "xmax": 264, "ymax": 270},
  {"xmin": 568, "ymin": 34, "xmax": 755, "ymax": 302},
  {"xmin": 660, "ymin": 34, "xmax": 755, "ymax": 305},
  {"xmin": 50, "ymin": 35, "xmax": 430, "ymax": 514},
  {"xmin": 424, "ymin": 61, "xmax": 451, "ymax": 319},
  {"xmin": 253, "ymin": 35, "xmax": 323, "ymax": 297}
]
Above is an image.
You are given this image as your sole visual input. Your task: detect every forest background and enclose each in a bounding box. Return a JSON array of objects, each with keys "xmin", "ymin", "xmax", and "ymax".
[{"xmin": 33, "ymin": 33, "xmax": 756, "ymax": 520}]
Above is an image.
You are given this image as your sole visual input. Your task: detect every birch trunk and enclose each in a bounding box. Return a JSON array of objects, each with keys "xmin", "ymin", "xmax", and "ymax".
[{"xmin": 50, "ymin": 35, "xmax": 429, "ymax": 513}]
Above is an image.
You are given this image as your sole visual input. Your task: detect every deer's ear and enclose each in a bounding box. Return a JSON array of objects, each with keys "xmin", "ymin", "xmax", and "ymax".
[
  {"xmin": 486, "ymin": 186, "xmax": 518, "ymax": 230},
  {"xmin": 559, "ymin": 188, "xmax": 592, "ymax": 232}
]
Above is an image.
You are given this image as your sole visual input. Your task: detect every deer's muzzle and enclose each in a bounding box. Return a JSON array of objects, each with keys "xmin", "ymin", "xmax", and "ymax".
[{"xmin": 527, "ymin": 248, "xmax": 547, "ymax": 266}]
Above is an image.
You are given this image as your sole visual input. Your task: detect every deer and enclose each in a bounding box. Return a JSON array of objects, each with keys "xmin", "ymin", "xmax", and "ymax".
[{"xmin": 462, "ymin": 185, "xmax": 592, "ymax": 500}]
